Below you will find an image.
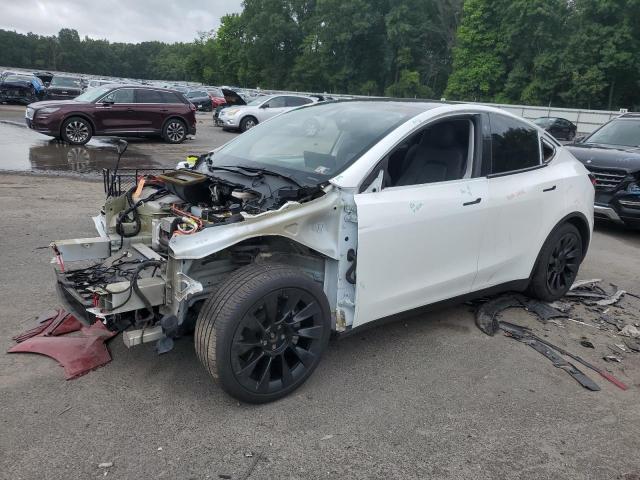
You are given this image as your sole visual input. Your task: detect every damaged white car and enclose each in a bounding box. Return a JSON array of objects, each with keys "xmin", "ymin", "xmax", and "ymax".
[{"xmin": 52, "ymin": 101, "xmax": 595, "ymax": 402}]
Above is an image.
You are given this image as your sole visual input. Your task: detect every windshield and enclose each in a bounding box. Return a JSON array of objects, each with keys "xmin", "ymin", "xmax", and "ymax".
[
  {"xmin": 586, "ymin": 119, "xmax": 640, "ymax": 148},
  {"xmin": 209, "ymin": 101, "xmax": 434, "ymax": 185},
  {"xmin": 75, "ymin": 85, "xmax": 112, "ymax": 102},
  {"xmin": 247, "ymin": 96, "xmax": 267, "ymax": 106},
  {"xmin": 51, "ymin": 76, "xmax": 81, "ymax": 87}
]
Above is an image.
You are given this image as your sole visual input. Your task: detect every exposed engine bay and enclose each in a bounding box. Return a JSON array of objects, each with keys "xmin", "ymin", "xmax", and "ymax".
[
  {"xmin": 52, "ymin": 161, "xmax": 346, "ymax": 344},
  {"xmin": 111, "ymin": 165, "xmax": 324, "ymax": 251}
]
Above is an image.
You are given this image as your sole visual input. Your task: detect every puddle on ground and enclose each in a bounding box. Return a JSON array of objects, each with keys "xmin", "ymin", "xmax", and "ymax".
[{"xmin": 0, "ymin": 123, "xmax": 163, "ymax": 174}]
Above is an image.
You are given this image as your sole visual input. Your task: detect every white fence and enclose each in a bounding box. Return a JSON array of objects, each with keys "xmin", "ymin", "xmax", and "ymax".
[{"xmin": 466, "ymin": 102, "xmax": 624, "ymax": 135}]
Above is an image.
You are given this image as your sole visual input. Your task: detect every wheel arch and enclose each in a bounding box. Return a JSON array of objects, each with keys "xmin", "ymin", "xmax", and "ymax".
[{"xmin": 528, "ymin": 211, "xmax": 591, "ymax": 281}]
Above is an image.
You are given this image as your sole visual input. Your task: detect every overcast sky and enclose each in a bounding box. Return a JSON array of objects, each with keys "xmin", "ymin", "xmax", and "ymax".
[{"xmin": 0, "ymin": 0, "xmax": 244, "ymax": 43}]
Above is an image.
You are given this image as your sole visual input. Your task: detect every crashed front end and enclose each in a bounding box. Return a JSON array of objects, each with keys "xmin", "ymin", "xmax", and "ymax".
[
  {"xmin": 51, "ymin": 160, "xmax": 343, "ymax": 349},
  {"xmin": 0, "ymin": 80, "xmax": 40, "ymax": 105}
]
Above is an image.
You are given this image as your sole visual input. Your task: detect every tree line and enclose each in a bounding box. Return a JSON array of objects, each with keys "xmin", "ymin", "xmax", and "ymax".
[{"xmin": 1, "ymin": 0, "xmax": 638, "ymax": 110}]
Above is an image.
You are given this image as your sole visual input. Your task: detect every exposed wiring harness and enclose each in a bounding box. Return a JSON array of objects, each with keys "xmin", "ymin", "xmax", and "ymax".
[
  {"xmin": 61, "ymin": 255, "xmax": 163, "ymax": 326},
  {"xmin": 170, "ymin": 205, "xmax": 203, "ymax": 235}
]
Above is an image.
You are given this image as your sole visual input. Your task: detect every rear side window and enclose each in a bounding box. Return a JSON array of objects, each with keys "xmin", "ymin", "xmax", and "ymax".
[
  {"xmin": 110, "ymin": 88, "xmax": 134, "ymax": 103},
  {"xmin": 286, "ymin": 96, "xmax": 313, "ymax": 107},
  {"xmin": 489, "ymin": 114, "xmax": 540, "ymax": 174},
  {"xmin": 266, "ymin": 96, "xmax": 286, "ymax": 108},
  {"xmin": 136, "ymin": 89, "xmax": 163, "ymax": 103},
  {"xmin": 159, "ymin": 91, "xmax": 182, "ymax": 103}
]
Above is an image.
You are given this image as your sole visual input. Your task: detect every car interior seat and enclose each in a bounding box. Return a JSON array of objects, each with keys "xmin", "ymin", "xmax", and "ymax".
[{"xmin": 394, "ymin": 122, "xmax": 467, "ymax": 186}]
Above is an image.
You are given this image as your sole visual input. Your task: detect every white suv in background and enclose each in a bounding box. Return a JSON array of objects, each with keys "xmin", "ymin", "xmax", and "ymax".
[{"xmin": 218, "ymin": 94, "xmax": 317, "ymax": 132}]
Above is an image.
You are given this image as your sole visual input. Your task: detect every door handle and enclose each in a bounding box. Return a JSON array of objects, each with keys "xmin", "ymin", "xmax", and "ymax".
[
  {"xmin": 160, "ymin": 108, "xmax": 169, "ymax": 112},
  {"xmin": 463, "ymin": 198, "xmax": 482, "ymax": 206},
  {"xmin": 126, "ymin": 108, "xmax": 134, "ymax": 112},
  {"xmin": 543, "ymin": 185, "xmax": 556, "ymax": 192}
]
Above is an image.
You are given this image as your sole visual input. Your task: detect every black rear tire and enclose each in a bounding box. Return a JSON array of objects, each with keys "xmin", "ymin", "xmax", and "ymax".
[
  {"xmin": 527, "ymin": 223, "xmax": 583, "ymax": 301},
  {"xmin": 61, "ymin": 116, "xmax": 92, "ymax": 145},
  {"xmin": 195, "ymin": 263, "xmax": 331, "ymax": 403}
]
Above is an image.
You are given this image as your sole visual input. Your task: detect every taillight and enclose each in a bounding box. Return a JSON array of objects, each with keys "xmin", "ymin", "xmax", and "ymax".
[
  {"xmin": 189, "ymin": 102, "xmax": 196, "ymax": 112},
  {"xmin": 588, "ymin": 173, "xmax": 597, "ymax": 187}
]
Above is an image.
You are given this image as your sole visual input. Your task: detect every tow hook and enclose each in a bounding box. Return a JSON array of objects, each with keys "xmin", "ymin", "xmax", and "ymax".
[{"xmin": 346, "ymin": 249, "xmax": 357, "ymax": 285}]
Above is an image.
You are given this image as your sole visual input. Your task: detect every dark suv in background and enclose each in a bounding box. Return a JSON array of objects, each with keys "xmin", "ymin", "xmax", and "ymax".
[
  {"xmin": 25, "ymin": 84, "xmax": 197, "ymax": 144},
  {"xmin": 567, "ymin": 113, "xmax": 640, "ymax": 228},
  {"xmin": 46, "ymin": 75, "xmax": 84, "ymax": 100}
]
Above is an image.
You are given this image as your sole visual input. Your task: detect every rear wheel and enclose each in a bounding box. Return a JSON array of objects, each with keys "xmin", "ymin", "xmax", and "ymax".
[
  {"xmin": 240, "ymin": 116, "xmax": 258, "ymax": 132},
  {"xmin": 528, "ymin": 223, "xmax": 583, "ymax": 301},
  {"xmin": 195, "ymin": 263, "xmax": 331, "ymax": 403},
  {"xmin": 61, "ymin": 117, "xmax": 92, "ymax": 145},
  {"xmin": 163, "ymin": 118, "xmax": 187, "ymax": 143}
]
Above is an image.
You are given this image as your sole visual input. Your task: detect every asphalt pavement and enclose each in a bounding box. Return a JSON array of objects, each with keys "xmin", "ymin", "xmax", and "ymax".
[{"xmin": 1, "ymin": 105, "xmax": 640, "ymax": 480}]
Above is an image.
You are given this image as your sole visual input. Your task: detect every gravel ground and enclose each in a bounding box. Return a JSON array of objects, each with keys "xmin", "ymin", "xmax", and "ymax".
[{"xmin": 1, "ymin": 102, "xmax": 640, "ymax": 479}]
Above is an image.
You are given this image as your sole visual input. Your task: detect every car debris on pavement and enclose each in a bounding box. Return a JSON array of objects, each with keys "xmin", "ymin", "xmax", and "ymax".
[
  {"xmin": 8, "ymin": 308, "xmax": 117, "ymax": 379},
  {"xmin": 474, "ymin": 278, "xmax": 638, "ymax": 392}
]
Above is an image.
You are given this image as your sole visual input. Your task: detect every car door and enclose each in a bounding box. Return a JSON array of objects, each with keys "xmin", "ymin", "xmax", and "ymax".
[
  {"xmin": 473, "ymin": 113, "xmax": 561, "ymax": 290},
  {"xmin": 93, "ymin": 88, "xmax": 139, "ymax": 133},
  {"xmin": 134, "ymin": 88, "xmax": 167, "ymax": 132},
  {"xmin": 257, "ymin": 96, "xmax": 287, "ymax": 122},
  {"xmin": 352, "ymin": 115, "xmax": 489, "ymax": 327}
]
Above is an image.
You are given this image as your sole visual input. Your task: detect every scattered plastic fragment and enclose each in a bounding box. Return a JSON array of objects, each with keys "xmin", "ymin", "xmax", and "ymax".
[
  {"xmin": 321, "ymin": 434, "xmax": 334, "ymax": 441},
  {"xmin": 570, "ymin": 279, "xmax": 602, "ymax": 290},
  {"xmin": 595, "ymin": 290, "xmax": 626, "ymax": 306},
  {"xmin": 98, "ymin": 462, "xmax": 113, "ymax": 469},
  {"xmin": 580, "ymin": 340, "xmax": 595, "ymax": 349},
  {"xmin": 623, "ymin": 338, "xmax": 640, "ymax": 352},
  {"xmin": 500, "ymin": 322, "xmax": 600, "ymax": 391},
  {"xmin": 620, "ymin": 325, "xmax": 640, "ymax": 338},
  {"xmin": 603, "ymin": 355, "xmax": 622, "ymax": 363},
  {"xmin": 475, "ymin": 294, "xmax": 566, "ymax": 335}
]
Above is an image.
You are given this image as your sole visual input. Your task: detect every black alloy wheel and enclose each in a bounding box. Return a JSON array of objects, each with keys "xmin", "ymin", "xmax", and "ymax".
[
  {"xmin": 195, "ymin": 263, "xmax": 331, "ymax": 403},
  {"xmin": 546, "ymin": 231, "xmax": 581, "ymax": 295},
  {"xmin": 230, "ymin": 287, "xmax": 326, "ymax": 396},
  {"xmin": 528, "ymin": 223, "xmax": 583, "ymax": 301}
]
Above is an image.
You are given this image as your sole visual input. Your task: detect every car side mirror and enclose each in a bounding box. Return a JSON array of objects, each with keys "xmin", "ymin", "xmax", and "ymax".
[
  {"xmin": 574, "ymin": 135, "xmax": 585, "ymax": 143},
  {"xmin": 261, "ymin": 103, "xmax": 270, "ymax": 109},
  {"xmin": 102, "ymin": 99, "xmax": 114, "ymax": 105}
]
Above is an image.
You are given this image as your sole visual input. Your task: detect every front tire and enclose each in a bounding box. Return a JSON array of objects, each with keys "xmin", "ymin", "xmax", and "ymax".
[
  {"xmin": 163, "ymin": 118, "xmax": 187, "ymax": 143},
  {"xmin": 195, "ymin": 263, "xmax": 331, "ymax": 403},
  {"xmin": 240, "ymin": 116, "xmax": 258, "ymax": 132},
  {"xmin": 528, "ymin": 223, "xmax": 583, "ymax": 301},
  {"xmin": 61, "ymin": 117, "xmax": 92, "ymax": 145}
]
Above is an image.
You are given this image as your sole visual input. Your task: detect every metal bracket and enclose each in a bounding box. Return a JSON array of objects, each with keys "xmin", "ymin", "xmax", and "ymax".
[{"xmin": 174, "ymin": 272, "xmax": 204, "ymax": 302}]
